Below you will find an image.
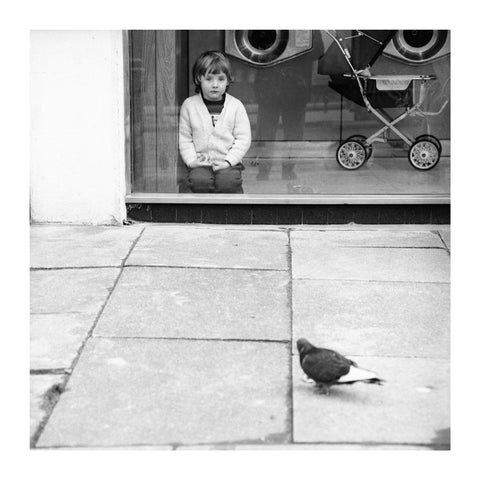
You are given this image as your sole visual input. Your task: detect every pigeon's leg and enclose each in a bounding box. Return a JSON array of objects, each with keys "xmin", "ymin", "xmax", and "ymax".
[{"xmin": 315, "ymin": 383, "xmax": 330, "ymax": 395}]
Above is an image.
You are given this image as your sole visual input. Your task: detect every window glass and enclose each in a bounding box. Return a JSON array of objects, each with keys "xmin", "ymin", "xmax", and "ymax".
[{"xmin": 129, "ymin": 30, "xmax": 450, "ymax": 198}]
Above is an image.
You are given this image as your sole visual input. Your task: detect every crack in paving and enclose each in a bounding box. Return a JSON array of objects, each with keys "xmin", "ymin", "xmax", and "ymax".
[
  {"xmin": 30, "ymin": 379, "xmax": 68, "ymax": 448},
  {"xmin": 30, "ymin": 311, "xmax": 89, "ymax": 315},
  {"xmin": 30, "ymin": 368, "xmax": 71, "ymax": 375},
  {"xmin": 30, "ymin": 265, "xmax": 122, "ymax": 271},
  {"xmin": 123, "ymin": 264, "xmax": 288, "ymax": 272},
  {"xmin": 436, "ymin": 230, "xmax": 451, "ymax": 255},
  {"xmin": 92, "ymin": 335, "xmax": 290, "ymax": 343},
  {"xmin": 286, "ymin": 228, "xmax": 294, "ymax": 444}
]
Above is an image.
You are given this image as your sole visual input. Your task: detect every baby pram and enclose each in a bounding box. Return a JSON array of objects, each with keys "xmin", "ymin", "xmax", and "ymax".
[{"xmin": 318, "ymin": 30, "xmax": 448, "ymax": 170}]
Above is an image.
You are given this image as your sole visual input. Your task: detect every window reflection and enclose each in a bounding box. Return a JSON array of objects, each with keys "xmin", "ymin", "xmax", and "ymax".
[{"xmin": 129, "ymin": 30, "xmax": 450, "ymax": 197}]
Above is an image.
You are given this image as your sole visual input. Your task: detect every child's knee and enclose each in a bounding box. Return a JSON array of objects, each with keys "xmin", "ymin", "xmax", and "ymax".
[
  {"xmin": 215, "ymin": 167, "xmax": 243, "ymax": 193},
  {"xmin": 188, "ymin": 167, "xmax": 215, "ymax": 193}
]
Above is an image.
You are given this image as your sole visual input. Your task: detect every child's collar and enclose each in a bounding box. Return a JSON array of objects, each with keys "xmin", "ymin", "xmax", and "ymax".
[{"xmin": 200, "ymin": 92, "xmax": 227, "ymax": 104}]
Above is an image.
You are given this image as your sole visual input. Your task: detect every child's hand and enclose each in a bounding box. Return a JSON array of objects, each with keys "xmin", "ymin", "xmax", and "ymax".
[
  {"xmin": 190, "ymin": 153, "xmax": 211, "ymax": 168},
  {"xmin": 211, "ymin": 160, "xmax": 231, "ymax": 172}
]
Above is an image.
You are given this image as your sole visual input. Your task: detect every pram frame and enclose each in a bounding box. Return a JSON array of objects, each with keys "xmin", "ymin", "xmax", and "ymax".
[
  {"xmin": 325, "ymin": 30, "xmax": 448, "ymax": 170},
  {"xmin": 357, "ymin": 73, "xmax": 439, "ymax": 147}
]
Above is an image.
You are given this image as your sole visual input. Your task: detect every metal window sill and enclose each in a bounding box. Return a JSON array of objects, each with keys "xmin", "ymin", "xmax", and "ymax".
[{"xmin": 126, "ymin": 193, "xmax": 450, "ymax": 205}]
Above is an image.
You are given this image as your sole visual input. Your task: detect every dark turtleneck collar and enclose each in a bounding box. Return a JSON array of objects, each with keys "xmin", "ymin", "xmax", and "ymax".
[{"xmin": 201, "ymin": 92, "xmax": 226, "ymax": 107}]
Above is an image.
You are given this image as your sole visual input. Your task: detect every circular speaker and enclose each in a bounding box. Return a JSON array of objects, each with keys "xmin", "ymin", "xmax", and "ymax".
[
  {"xmin": 392, "ymin": 30, "xmax": 448, "ymax": 63},
  {"xmin": 234, "ymin": 30, "xmax": 289, "ymax": 65}
]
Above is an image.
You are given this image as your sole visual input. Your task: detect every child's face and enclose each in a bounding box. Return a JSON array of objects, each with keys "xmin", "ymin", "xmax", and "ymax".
[{"xmin": 199, "ymin": 70, "xmax": 228, "ymax": 101}]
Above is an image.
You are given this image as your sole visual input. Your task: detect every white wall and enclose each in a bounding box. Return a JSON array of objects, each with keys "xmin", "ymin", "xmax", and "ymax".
[{"xmin": 30, "ymin": 30, "xmax": 127, "ymax": 224}]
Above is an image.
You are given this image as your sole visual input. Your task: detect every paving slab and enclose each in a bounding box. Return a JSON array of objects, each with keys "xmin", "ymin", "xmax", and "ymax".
[
  {"xmin": 30, "ymin": 268, "xmax": 119, "ymax": 314},
  {"xmin": 292, "ymin": 280, "xmax": 450, "ymax": 358},
  {"xmin": 291, "ymin": 229, "xmax": 445, "ymax": 249},
  {"xmin": 30, "ymin": 374, "xmax": 66, "ymax": 442},
  {"xmin": 95, "ymin": 267, "xmax": 290, "ymax": 340},
  {"xmin": 292, "ymin": 247, "xmax": 450, "ymax": 282},
  {"xmin": 293, "ymin": 355, "xmax": 450, "ymax": 447},
  {"xmin": 126, "ymin": 226, "xmax": 288, "ymax": 270},
  {"xmin": 37, "ymin": 338, "xmax": 290, "ymax": 447},
  {"xmin": 30, "ymin": 225, "xmax": 143, "ymax": 268},
  {"xmin": 30, "ymin": 313, "xmax": 96, "ymax": 370},
  {"xmin": 439, "ymin": 229, "xmax": 451, "ymax": 250}
]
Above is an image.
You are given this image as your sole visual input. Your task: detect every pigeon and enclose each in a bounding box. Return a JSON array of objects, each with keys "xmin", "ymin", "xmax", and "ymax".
[{"xmin": 296, "ymin": 338, "xmax": 384, "ymax": 395}]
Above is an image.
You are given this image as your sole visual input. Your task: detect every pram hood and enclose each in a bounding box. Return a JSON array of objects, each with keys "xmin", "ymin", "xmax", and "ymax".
[{"xmin": 317, "ymin": 30, "xmax": 396, "ymax": 75}]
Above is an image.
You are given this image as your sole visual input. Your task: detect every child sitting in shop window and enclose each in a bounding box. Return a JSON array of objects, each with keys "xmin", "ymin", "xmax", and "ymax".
[{"xmin": 179, "ymin": 50, "xmax": 251, "ymax": 193}]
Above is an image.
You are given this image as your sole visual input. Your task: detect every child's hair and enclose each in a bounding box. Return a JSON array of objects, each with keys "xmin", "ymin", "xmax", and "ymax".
[{"xmin": 192, "ymin": 50, "xmax": 234, "ymax": 93}]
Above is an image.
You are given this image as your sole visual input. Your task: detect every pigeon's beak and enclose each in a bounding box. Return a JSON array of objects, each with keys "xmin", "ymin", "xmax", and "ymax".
[{"xmin": 296, "ymin": 338, "xmax": 309, "ymax": 354}]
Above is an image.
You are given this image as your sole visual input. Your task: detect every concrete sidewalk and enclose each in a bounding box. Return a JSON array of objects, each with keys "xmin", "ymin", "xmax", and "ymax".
[{"xmin": 30, "ymin": 223, "xmax": 450, "ymax": 449}]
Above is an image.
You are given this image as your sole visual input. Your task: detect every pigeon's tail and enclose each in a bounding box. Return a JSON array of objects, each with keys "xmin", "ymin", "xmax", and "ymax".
[{"xmin": 336, "ymin": 365, "xmax": 385, "ymax": 386}]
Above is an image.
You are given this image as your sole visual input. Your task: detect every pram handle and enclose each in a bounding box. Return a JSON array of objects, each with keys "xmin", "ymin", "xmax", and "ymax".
[
  {"xmin": 343, "ymin": 73, "xmax": 437, "ymax": 81},
  {"xmin": 421, "ymin": 99, "xmax": 449, "ymax": 116}
]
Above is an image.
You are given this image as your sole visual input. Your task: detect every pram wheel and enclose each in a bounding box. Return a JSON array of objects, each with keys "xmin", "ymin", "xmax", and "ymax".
[
  {"xmin": 408, "ymin": 139, "xmax": 441, "ymax": 170},
  {"xmin": 346, "ymin": 135, "xmax": 373, "ymax": 160},
  {"xmin": 336, "ymin": 140, "xmax": 367, "ymax": 170},
  {"xmin": 415, "ymin": 135, "xmax": 442, "ymax": 156}
]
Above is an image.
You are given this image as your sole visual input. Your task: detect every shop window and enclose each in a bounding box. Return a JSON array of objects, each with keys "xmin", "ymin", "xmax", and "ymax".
[{"xmin": 127, "ymin": 30, "xmax": 450, "ymax": 201}]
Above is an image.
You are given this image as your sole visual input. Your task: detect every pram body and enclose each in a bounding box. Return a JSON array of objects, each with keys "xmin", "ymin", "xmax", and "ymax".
[{"xmin": 318, "ymin": 30, "xmax": 448, "ymax": 170}]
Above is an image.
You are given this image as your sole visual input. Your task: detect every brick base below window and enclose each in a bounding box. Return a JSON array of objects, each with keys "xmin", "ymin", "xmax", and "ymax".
[{"xmin": 126, "ymin": 204, "xmax": 450, "ymax": 225}]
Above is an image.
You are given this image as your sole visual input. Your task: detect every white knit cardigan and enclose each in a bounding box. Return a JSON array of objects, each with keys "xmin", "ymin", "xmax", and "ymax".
[{"xmin": 179, "ymin": 93, "xmax": 251, "ymax": 168}]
